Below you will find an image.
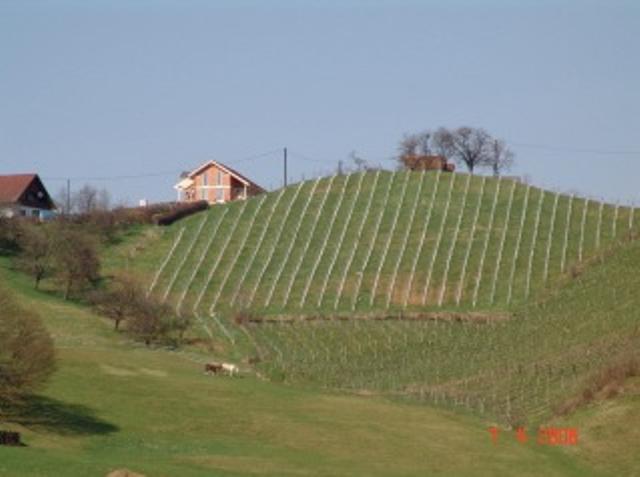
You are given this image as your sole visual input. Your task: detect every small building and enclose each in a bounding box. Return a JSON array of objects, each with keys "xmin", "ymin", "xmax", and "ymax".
[
  {"xmin": 0, "ymin": 174, "xmax": 56, "ymax": 219},
  {"xmin": 174, "ymin": 160, "xmax": 265, "ymax": 205},
  {"xmin": 403, "ymin": 155, "xmax": 455, "ymax": 172}
]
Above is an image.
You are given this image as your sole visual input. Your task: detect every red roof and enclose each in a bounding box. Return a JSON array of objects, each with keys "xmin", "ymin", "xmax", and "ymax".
[{"xmin": 0, "ymin": 174, "xmax": 37, "ymax": 204}]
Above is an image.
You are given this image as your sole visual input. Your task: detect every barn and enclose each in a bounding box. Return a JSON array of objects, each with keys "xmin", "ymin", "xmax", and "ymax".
[{"xmin": 403, "ymin": 155, "xmax": 455, "ymax": 172}]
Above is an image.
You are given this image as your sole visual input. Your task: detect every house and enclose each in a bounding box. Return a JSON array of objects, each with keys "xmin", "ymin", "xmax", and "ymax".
[
  {"xmin": 403, "ymin": 155, "xmax": 456, "ymax": 172},
  {"xmin": 0, "ymin": 174, "xmax": 56, "ymax": 219},
  {"xmin": 174, "ymin": 160, "xmax": 265, "ymax": 205}
]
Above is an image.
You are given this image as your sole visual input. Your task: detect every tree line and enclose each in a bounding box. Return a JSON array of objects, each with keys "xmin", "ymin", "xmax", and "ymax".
[
  {"xmin": 397, "ymin": 126, "xmax": 515, "ymax": 175},
  {"xmin": 0, "ymin": 217, "xmax": 190, "ymax": 348}
]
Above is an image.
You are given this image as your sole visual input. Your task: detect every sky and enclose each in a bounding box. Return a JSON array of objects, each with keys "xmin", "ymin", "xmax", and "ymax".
[{"xmin": 1, "ymin": 0, "xmax": 639, "ymax": 205}]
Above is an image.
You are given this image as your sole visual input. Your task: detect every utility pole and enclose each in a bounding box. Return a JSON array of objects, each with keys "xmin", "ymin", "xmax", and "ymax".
[
  {"xmin": 66, "ymin": 179, "xmax": 71, "ymax": 215},
  {"xmin": 284, "ymin": 147, "xmax": 288, "ymax": 187}
]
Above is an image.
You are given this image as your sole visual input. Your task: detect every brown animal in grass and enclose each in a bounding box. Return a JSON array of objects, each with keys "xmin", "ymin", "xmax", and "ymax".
[{"xmin": 204, "ymin": 362, "xmax": 223, "ymax": 375}]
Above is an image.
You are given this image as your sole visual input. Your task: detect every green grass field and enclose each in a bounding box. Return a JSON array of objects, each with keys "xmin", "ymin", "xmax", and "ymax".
[
  {"xmin": 0, "ymin": 260, "xmax": 606, "ymax": 477},
  {"xmin": 2, "ymin": 170, "xmax": 639, "ymax": 475}
]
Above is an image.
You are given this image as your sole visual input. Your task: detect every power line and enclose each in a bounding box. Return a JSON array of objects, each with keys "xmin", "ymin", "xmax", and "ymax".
[
  {"xmin": 510, "ymin": 142, "xmax": 640, "ymax": 155},
  {"xmin": 44, "ymin": 170, "xmax": 182, "ymax": 182}
]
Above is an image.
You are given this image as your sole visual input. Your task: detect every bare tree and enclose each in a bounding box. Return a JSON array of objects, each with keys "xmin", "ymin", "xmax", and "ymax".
[
  {"xmin": 54, "ymin": 187, "xmax": 71, "ymax": 215},
  {"xmin": 432, "ymin": 126, "xmax": 492, "ymax": 174},
  {"xmin": 397, "ymin": 131, "xmax": 436, "ymax": 169},
  {"xmin": 72, "ymin": 184, "xmax": 110, "ymax": 214},
  {"xmin": 398, "ymin": 133, "xmax": 421, "ymax": 159},
  {"xmin": 16, "ymin": 223, "xmax": 55, "ymax": 289},
  {"xmin": 89, "ymin": 273, "xmax": 141, "ymax": 330},
  {"xmin": 399, "ymin": 126, "xmax": 516, "ymax": 174},
  {"xmin": 126, "ymin": 296, "xmax": 173, "ymax": 346},
  {"xmin": 487, "ymin": 138, "xmax": 515, "ymax": 176},
  {"xmin": 51, "ymin": 226, "xmax": 100, "ymax": 299}
]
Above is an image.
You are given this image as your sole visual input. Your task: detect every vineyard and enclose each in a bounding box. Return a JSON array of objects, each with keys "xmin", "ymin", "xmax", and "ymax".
[
  {"xmin": 132, "ymin": 169, "xmax": 640, "ymax": 425},
  {"xmin": 245, "ymin": 236, "xmax": 640, "ymax": 425},
  {"xmin": 142, "ymin": 170, "xmax": 635, "ymax": 318}
]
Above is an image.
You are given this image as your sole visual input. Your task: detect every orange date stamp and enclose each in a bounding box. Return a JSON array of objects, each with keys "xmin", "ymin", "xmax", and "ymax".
[{"xmin": 489, "ymin": 426, "xmax": 578, "ymax": 446}]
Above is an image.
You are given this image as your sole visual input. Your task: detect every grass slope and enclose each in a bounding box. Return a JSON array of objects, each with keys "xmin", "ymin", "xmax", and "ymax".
[
  {"xmin": 134, "ymin": 171, "xmax": 636, "ymax": 320},
  {"xmin": 0, "ymin": 262, "xmax": 596, "ymax": 477},
  {"xmin": 245, "ymin": 234, "xmax": 640, "ymax": 428}
]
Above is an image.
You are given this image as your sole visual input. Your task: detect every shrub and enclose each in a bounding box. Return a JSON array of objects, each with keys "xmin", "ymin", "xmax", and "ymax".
[
  {"xmin": 153, "ymin": 201, "xmax": 209, "ymax": 226},
  {"xmin": 0, "ymin": 286, "xmax": 55, "ymax": 408}
]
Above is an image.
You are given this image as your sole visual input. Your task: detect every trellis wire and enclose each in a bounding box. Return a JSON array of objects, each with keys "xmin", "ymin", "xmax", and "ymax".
[
  {"xmin": 229, "ymin": 187, "xmax": 287, "ymax": 307},
  {"xmin": 317, "ymin": 171, "xmax": 366, "ymax": 308},
  {"xmin": 438, "ymin": 173, "xmax": 471, "ymax": 306},
  {"xmin": 209, "ymin": 195, "xmax": 268, "ymax": 312},
  {"xmin": 369, "ymin": 171, "xmax": 410, "ymax": 306},
  {"xmin": 278, "ymin": 177, "xmax": 333, "ymax": 307},
  {"xmin": 578, "ymin": 199, "xmax": 589, "ymax": 262},
  {"xmin": 262, "ymin": 178, "xmax": 320, "ymax": 306},
  {"xmin": 147, "ymin": 226, "xmax": 185, "ymax": 295},
  {"xmin": 300, "ymin": 174, "xmax": 352, "ymax": 308},
  {"xmin": 351, "ymin": 171, "xmax": 396, "ymax": 310},
  {"xmin": 524, "ymin": 189, "xmax": 545, "ymax": 299},
  {"xmin": 423, "ymin": 171, "xmax": 456, "ymax": 306},
  {"xmin": 403, "ymin": 170, "xmax": 441, "ymax": 307},
  {"xmin": 456, "ymin": 176, "xmax": 486, "ymax": 305},
  {"xmin": 175, "ymin": 209, "xmax": 227, "ymax": 316},
  {"xmin": 489, "ymin": 179, "xmax": 516, "ymax": 305},
  {"xmin": 386, "ymin": 170, "xmax": 425, "ymax": 308},
  {"xmin": 161, "ymin": 213, "xmax": 210, "ymax": 303},
  {"xmin": 192, "ymin": 200, "xmax": 249, "ymax": 313},
  {"xmin": 560, "ymin": 194, "xmax": 574, "ymax": 273},
  {"xmin": 334, "ymin": 170, "xmax": 381, "ymax": 310},
  {"xmin": 542, "ymin": 192, "xmax": 559, "ymax": 284},
  {"xmin": 471, "ymin": 178, "xmax": 500, "ymax": 308},
  {"xmin": 506, "ymin": 184, "xmax": 531, "ymax": 305},
  {"xmin": 595, "ymin": 200, "xmax": 604, "ymax": 249}
]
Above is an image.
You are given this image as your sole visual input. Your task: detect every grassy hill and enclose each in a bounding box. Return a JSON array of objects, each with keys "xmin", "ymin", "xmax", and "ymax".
[
  {"xmin": 0, "ymin": 260, "xmax": 600, "ymax": 477},
  {"xmin": 2, "ymin": 169, "xmax": 639, "ymax": 475},
  {"xmin": 135, "ymin": 170, "xmax": 636, "ymax": 322},
  {"xmin": 246, "ymin": 234, "xmax": 640, "ymax": 428}
]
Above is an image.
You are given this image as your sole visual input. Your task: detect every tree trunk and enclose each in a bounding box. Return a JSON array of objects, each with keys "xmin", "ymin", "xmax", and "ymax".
[{"xmin": 64, "ymin": 279, "xmax": 72, "ymax": 300}]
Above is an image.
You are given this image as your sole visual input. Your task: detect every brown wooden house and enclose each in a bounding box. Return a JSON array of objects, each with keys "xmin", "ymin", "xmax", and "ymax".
[
  {"xmin": 403, "ymin": 155, "xmax": 455, "ymax": 172},
  {"xmin": 174, "ymin": 160, "xmax": 265, "ymax": 205},
  {"xmin": 0, "ymin": 174, "xmax": 56, "ymax": 219}
]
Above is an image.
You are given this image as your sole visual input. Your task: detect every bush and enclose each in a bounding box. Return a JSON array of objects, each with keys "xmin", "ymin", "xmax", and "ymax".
[
  {"xmin": 153, "ymin": 201, "xmax": 209, "ymax": 226},
  {"xmin": 0, "ymin": 286, "xmax": 55, "ymax": 408}
]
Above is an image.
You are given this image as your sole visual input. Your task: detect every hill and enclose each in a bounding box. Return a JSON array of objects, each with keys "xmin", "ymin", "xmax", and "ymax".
[
  {"xmin": 135, "ymin": 170, "xmax": 635, "ymax": 321},
  {"xmin": 0, "ymin": 259, "xmax": 597, "ymax": 476}
]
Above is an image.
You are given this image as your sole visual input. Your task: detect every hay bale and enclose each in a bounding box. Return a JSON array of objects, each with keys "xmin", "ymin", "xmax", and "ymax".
[{"xmin": 106, "ymin": 469, "xmax": 147, "ymax": 477}]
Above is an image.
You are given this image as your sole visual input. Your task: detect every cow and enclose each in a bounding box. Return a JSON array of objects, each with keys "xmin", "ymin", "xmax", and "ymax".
[
  {"xmin": 204, "ymin": 362, "xmax": 223, "ymax": 375},
  {"xmin": 222, "ymin": 363, "xmax": 239, "ymax": 377}
]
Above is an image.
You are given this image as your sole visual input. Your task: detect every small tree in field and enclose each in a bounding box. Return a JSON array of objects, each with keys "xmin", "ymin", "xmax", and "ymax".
[
  {"xmin": 89, "ymin": 273, "xmax": 141, "ymax": 330},
  {"xmin": 16, "ymin": 222, "xmax": 55, "ymax": 289},
  {"xmin": 0, "ymin": 286, "xmax": 55, "ymax": 410},
  {"xmin": 51, "ymin": 226, "xmax": 100, "ymax": 300},
  {"xmin": 126, "ymin": 295, "xmax": 174, "ymax": 346}
]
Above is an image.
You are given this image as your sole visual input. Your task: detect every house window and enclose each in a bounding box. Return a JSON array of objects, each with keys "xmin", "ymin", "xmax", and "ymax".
[
  {"xmin": 31, "ymin": 209, "xmax": 40, "ymax": 218},
  {"xmin": 216, "ymin": 189, "xmax": 224, "ymax": 202},
  {"xmin": 217, "ymin": 170, "xmax": 223, "ymax": 185},
  {"xmin": 202, "ymin": 173, "xmax": 208, "ymax": 186},
  {"xmin": 201, "ymin": 188, "xmax": 207, "ymax": 201}
]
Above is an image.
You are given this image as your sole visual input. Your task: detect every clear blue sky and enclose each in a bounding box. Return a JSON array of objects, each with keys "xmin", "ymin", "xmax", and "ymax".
[{"xmin": 1, "ymin": 0, "xmax": 639, "ymax": 205}]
